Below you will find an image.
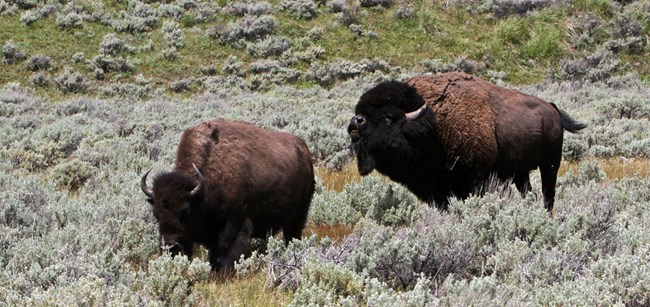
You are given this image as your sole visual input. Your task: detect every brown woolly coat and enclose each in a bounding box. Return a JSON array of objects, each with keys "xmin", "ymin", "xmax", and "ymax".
[
  {"xmin": 406, "ymin": 72, "xmax": 562, "ymax": 180},
  {"xmin": 174, "ymin": 119, "xmax": 314, "ymax": 238},
  {"xmin": 407, "ymin": 73, "xmax": 498, "ymax": 174},
  {"xmin": 146, "ymin": 119, "xmax": 314, "ymax": 271}
]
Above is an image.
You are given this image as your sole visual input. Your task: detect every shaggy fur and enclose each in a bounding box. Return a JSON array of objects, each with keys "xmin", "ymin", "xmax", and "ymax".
[
  {"xmin": 143, "ymin": 119, "xmax": 315, "ymax": 272},
  {"xmin": 348, "ymin": 72, "xmax": 586, "ymax": 213}
]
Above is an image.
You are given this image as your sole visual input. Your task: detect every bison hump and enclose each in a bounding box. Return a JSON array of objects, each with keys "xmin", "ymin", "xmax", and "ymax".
[{"xmin": 407, "ymin": 73, "xmax": 498, "ymax": 170}]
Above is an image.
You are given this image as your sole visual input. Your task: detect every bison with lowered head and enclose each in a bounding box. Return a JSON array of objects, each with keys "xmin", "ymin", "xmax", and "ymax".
[
  {"xmin": 141, "ymin": 119, "xmax": 315, "ymax": 272},
  {"xmin": 348, "ymin": 72, "xmax": 586, "ymax": 213}
]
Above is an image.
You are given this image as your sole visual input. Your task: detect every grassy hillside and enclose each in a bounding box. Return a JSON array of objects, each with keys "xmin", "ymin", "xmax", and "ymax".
[
  {"xmin": 1, "ymin": 0, "xmax": 649, "ymax": 305},
  {"xmin": 1, "ymin": 0, "xmax": 649, "ymax": 100}
]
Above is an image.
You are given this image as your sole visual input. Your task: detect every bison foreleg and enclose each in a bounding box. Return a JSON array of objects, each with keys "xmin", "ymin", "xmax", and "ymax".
[
  {"xmin": 209, "ymin": 218, "xmax": 253, "ymax": 273},
  {"xmin": 513, "ymin": 173, "xmax": 532, "ymax": 197}
]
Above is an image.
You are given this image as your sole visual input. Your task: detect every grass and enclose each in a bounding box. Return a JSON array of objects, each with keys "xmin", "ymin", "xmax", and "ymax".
[
  {"xmin": 318, "ymin": 157, "xmax": 650, "ymax": 196},
  {"xmin": 315, "ymin": 163, "xmax": 361, "ymax": 192},
  {"xmin": 194, "ymin": 272, "xmax": 294, "ymax": 306},
  {"xmin": 559, "ymin": 157, "xmax": 650, "ymax": 179},
  {"xmin": 3, "ymin": 1, "xmax": 648, "ymax": 99},
  {"xmin": 304, "ymin": 223, "xmax": 355, "ymax": 241}
]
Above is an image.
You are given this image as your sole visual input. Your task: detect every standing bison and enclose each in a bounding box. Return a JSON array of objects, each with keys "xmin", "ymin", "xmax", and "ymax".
[
  {"xmin": 347, "ymin": 72, "xmax": 587, "ymax": 213},
  {"xmin": 141, "ymin": 119, "xmax": 315, "ymax": 272}
]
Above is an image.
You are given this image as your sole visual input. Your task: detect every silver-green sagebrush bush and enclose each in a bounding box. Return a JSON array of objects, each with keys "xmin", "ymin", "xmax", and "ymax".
[
  {"xmin": 309, "ymin": 175, "xmax": 420, "ymax": 226},
  {"xmin": 279, "ymin": 0, "xmax": 320, "ymax": 20},
  {"xmin": 252, "ymin": 174, "xmax": 650, "ymax": 305},
  {"xmin": 2, "ymin": 41, "xmax": 26, "ymax": 65}
]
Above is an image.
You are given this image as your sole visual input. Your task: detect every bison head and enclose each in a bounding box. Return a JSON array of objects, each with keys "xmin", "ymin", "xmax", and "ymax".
[
  {"xmin": 141, "ymin": 165, "xmax": 204, "ymax": 256},
  {"xmin": 347, "ymin": 81, "xmax": 436, "ymax": 176}
]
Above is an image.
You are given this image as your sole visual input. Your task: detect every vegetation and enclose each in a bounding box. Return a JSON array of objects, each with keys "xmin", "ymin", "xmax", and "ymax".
[{"xmin": 1, "ymin": 0, "xmax": 649, "ymax": 305}]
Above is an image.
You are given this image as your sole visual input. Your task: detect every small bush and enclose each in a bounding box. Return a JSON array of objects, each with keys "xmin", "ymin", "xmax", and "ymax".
[
  {"xmin": 2, "ymin": 41, "xmax": 27, "ymax": 64},
  {"xmin": 99, "ymin": 34, "xmax": 136, "ymax": 56},
  {"xmin": 222, "ymin": 55, "xmax": 244, "ymax": 76},
  {"xmin": 30, "ymin": 72, "xmax": 51, "ymax": 87},
  {"xmin": 55, "ymin": 69, "xmax": 88, "ymax": 94},
  {"xmin": 169, "ymin": 79, "xmax": 192, "ymax": 92},
  {"xmin": 139, "ymin": 255, "xmax": 212, "ymax": 305},
  {"xmin": 223, "ymin": 1, "xmax": 274, "ymax": 17},
  {"xmin": 395, "ymin": 5, "xmax": 416, "ymax": 19},
  {"xmin": 19, "ymin": 4, "xmax": 59, "ymax": 25},
  {"xmin": 486, "ymin": 0, "xmax": 554, "ymax": 19},
  {"xmin": 71, "ymin": 52, "xmax": 85, "ymax": 63},
  {"xmin": 199, "ymin": 65, "xmax": 217, "ymax": 76},
  {"xmin": 26, "ymin": 55, "xmax": 51, "ymax": 71},
  {"xmin": 110, "ymin": 2, "xmax": 159, "ymax": 33},
  {"xmin": 246, "ymin": 36, "xmax": 291, "ymax": 58},
  {"xmin": 50, "ymin": 159, "xmax": 95, "ymax": 190},
  {"xmin": 567, "ymin": 13, "xmax": 606, "ymax": 50},
  {"xmin": 162, "ymin": 47, "xmax": 180, "ymax": 61},
  {"xmin": 90, "ymin": 55, "xmax": 135, "ymax": 78},
  {"xmin": 359, "ymin": 0, "xmax": 395, "ymax": 8},
  {"xmin": 1, "ymin": 1, "xmax": 19, "ymax": 15},
  {"xmin": 556, "ymin": 49, "xmax": 620, "ymax": 82},
  {"xmin": 56, "ymin": 11, "xmax": 83, "ymax": 29},
  {"xmin": 210, "ymin": 15, "xmax": 278, "ymax": 46},
  {"xmin": 162, "ymin": 20, "xmax": 185, "ymax": 49},
  {"xmin": 280, "ymin": 0, "xmax": 320, "ymax": 20},
  {"xmin": 331, "ymin": 0, "xmax": 360, "ymax": 25}
]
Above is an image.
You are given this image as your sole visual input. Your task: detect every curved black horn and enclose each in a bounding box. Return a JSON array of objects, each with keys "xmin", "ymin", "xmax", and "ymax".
[
  {"xmin": 141, "ymin": 169, "xmax": 154, "ymax": 198},
  {"xmin": 189, "ymin": 164, "xmax": 204, "ymax": 197},
  {"xmin": 405, "ymin": 104, "xmax": 427, "ymax": 120}
]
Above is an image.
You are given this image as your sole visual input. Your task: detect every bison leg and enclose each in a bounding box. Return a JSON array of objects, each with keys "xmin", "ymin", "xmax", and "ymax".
[
  {"xmin": 513, "ymin": 172, "xmax": 532, "ymax": 197},
  {"xmin": 282, "ymin": 213, "xmax": 308, "ymax": 244},
  {"xmin": 539, "ymin": 163, "xmax": 559, "ymax": 214},
  {"xmin": 209, "ymin": 218, "xmax": 253, "ymax": 273}
]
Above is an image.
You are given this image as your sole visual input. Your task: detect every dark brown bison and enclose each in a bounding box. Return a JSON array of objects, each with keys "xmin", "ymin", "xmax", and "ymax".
[
  {"xmin": 141, "ymin": 119, "xmax": 315, "ymax": 272},
  {"xmin": 347, "ymin": 72, "xmax": 587, "ymax": 213}
]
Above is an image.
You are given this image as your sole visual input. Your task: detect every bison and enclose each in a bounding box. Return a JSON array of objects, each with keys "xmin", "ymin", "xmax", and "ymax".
[
  {"xmin": 347, "ymin": 72, "xmax": 587, "ymax": 213},
  {"xmin": 141, "ymin": 119, "xmax": 315, "ymax": 272}
]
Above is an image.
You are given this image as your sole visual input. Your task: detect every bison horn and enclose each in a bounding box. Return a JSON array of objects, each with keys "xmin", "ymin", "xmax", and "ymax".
[
  {"xmin": 189, "ymin": 164, "xmax": 205, "ymax": 197},
  {"xmin": 141, "ymin": 169, "xmax": 154, "ymax": 199},
  {"xmin": 405, "ymin": 104, "xmax": 427, "ymax": 121}
]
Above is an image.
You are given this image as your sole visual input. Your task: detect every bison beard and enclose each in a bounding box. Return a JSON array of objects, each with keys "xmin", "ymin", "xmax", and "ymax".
[
  {"xmin": 142, "ymin": 119, "xmax": 315, "ymax": 273},
  {"xmin": 348, "ymin": 72, "xmax": 586, "ymax": 213}
]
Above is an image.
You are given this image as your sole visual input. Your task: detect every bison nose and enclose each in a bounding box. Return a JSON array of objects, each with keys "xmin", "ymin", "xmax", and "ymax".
[{"xmin": 348, "ymin": 115, "xmax": 365, "ymax": 142}]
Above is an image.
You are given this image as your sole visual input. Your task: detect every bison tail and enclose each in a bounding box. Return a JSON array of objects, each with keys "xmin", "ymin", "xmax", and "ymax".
[{"xmin": 551, "ymin": 103, "xmax": 587, "ymax": 133}]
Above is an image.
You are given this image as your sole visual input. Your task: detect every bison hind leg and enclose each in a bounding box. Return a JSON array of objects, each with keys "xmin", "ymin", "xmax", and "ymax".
[{"xmin": 539, "ymin": 163, "xmax": 559, "ymax": 214}]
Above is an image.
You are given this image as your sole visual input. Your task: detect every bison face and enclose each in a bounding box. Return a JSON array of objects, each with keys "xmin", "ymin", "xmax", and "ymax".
[
  {"xmin": 141, "ymin": 167, "xmax": 204, "ymax": 256},
  {"xmin": 348, "ymin": 81, "xmax": 435, "ymax": 176}
]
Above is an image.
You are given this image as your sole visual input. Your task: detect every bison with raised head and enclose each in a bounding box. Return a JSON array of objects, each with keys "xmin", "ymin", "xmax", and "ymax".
[
  {"xmin": 347, "ymin": 72, "xmax": 586, "ymax": 213},
  {"xmin": 141, "ymin": 119, "xmax": 315, "ymax": 272}
]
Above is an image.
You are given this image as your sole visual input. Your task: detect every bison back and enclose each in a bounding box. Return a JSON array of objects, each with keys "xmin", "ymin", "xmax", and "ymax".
[{"xmin": 175, "ymin": 119, "xmax": 314, "ymax": 229}]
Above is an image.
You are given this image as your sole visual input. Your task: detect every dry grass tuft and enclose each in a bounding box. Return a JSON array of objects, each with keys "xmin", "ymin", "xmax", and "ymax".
[
  {"xmin": 194, "ymin": 272, "xmax": 293, "ymax": 306},
  {"xmin": 304, "ymin": 223, "xmax": 355, "ymax": 241},
  {"xmin": 559, "ymin": 157, "xmax": 650, "ymax": 179},
  {"xmin": 316, "ymin": 163, "xmax": 362, "ymax": 192}
]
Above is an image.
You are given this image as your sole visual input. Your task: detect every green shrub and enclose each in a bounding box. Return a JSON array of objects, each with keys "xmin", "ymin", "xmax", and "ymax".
[{"xmin": 50, "ymin": 159, "xmax": 95, "ymax": 191}]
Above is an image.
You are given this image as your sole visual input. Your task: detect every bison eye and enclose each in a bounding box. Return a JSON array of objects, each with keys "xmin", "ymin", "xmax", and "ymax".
[{"xmin": 385, "ymin": 118, "xmax": 393, "ymax": 126}]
